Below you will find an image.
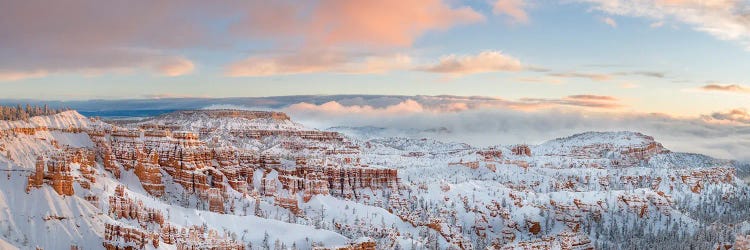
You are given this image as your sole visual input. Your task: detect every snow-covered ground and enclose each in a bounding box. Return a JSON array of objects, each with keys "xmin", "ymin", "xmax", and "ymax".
[{"xmin": 0, "ymin": 110, "xmax": 748, "ymax": 249}]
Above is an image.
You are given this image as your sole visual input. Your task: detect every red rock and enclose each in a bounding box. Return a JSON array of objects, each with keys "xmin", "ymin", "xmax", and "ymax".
[{"xmin": 511, "ymin": 145, "xmax": 532, "ymax": 156}]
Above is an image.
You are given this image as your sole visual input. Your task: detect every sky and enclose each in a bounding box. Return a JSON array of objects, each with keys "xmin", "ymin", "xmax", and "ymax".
[
  {"xmin": 0, "ymin": 1, "xmax": 749, "ymax": 116},
  {"xmin": 1, "ymin": 0, "xmax": 749, "ymax": 159}
]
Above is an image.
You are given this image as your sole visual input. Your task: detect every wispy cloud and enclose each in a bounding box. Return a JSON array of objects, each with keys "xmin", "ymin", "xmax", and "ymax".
[
  {"xmin": 650, "ymin": 21, "xmax": 665, "ymax": 28},
  {"xmin": 156, "ymin": 57, "xmax": 195, "ymax": 77},
  {"xmin": 548, "ymin": 72, "xmax": 614, "ymax": 81},
  {"xmin": 519, "ymin": 95, "xmax": 621, "ymax": 109},
  {"xmin": 602, "ymin": 17, "xmax": 618, "ymax": 28},
  {"xmin": 700, "ymin": 83, "xmax": 750, "ymax": 94},
  {"xmin": 418, "ymin": 50, "xmax": 523, "ymax": 76},
  {"xmin": 226, "ymin": 52, "xmax": 412, "ymax": 77},
  {"xmin": 493, "ymin": 0, "xmax": 530, "ymax": 23},
  {"xmin": 577, "ymin": 0, "xmax": 750, "ymax": 48},
  {"xmin": 0, "ymin": 70, "xmax": 48, "ymax": 82}
]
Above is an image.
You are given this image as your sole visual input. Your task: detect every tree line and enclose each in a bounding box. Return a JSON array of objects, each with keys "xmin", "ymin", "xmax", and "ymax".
[{"xmin": 0, "ymin": 104, "xmax": 71, "ymax": 121}]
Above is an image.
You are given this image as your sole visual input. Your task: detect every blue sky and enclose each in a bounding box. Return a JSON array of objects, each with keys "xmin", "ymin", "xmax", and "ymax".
[{"xmin": 1, "ymin": 0, "xmax": 749, "ymax": 117}]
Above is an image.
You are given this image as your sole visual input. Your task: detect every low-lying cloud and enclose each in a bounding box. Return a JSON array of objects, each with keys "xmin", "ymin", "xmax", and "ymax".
[
  {"xmin": 283, "ymin": 103, "xmax": 750, "ymax": 161},
  {"xmin": 704, "ymin": 109, "xmax": 750, "ymax": 124},
  {"xmin": 190, "ymin": 95, "xmax": 745, "ymax": 161}
]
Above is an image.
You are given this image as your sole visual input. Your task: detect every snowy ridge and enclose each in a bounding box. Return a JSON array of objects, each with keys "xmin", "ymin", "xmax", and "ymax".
[
  {"xmin": 534, "ymin": 131, "xmax": 657, "ymax": 155},
  {"xmin": 138, "ymin": 110, "xmax": 306, "ymax": 131},
  {"xmin": 0, "ymin": 110, "xmax": 94, "ymax": 130}
]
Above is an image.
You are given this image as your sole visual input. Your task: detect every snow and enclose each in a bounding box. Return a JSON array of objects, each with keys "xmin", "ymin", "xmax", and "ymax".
[{"xmin": 0, "ymin": 111, "xmax": 748, "ymax": 249}]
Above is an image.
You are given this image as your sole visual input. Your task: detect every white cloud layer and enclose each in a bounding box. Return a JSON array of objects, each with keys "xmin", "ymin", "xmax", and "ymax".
[
  {"xmin": 578, "ymin": 0, "xmax": 750, "ymax": 48},
  {"xmin": 201, "ymin": 95, "xmax": 750, "ymax": 161}
]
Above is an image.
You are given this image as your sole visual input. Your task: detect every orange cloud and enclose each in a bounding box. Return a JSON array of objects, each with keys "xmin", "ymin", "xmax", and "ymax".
[
  {"xmin": 493, "ymin": 0, "xmax": 529, "ymax": 23},
  {"xmin": 567, "ymin": 95, "xmax": 618, "ymax": 101},
  {"xmin": 311, "ymin": 0, "xmax": 484, "ymax": 47},
  {"xmin": 232, "ymin": 0, "xmax": 484, "ymax": 48},
  {"xmin": 420, "ymin": 51, "xmax": 523, "ymax": 76},
  {"xmin": 223, "ymin": 0, "xmax": 485, "ymax": 77},
  {"xmin": 226, "ymin": 52, "xmax": 411, "ymax": 77},
  {"xmin": 2, "ymin": 1, "xmax": 483, "ymax": 80}
]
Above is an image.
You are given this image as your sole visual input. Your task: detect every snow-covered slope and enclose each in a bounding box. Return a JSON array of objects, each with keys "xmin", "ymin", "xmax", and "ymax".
[
  {"xmin": 138, "ymin": 109, "xmax": 306, "ymax": 131},
  {"xmin": 0, "ymin": 111, "xmax": 748, "ymax": 249}
]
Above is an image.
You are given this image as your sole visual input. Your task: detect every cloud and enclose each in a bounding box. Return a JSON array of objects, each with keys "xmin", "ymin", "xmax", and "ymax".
[
  {"xmin": 226, "ymin": 52, "xmax": 412, "ymax": 76},
  {"xmin": 0, "ymin": 70, "xmax": 48, "ymax": 81},
  {"xmin": 228, "ymin": 50, "xmax": 526, "ymax": 77},
  {"xmin": 223, "ymin": 0, "xmax": 484, "ymax": 77},
  {"xmin": 275, "ymin": 97, "xmax": 750, "ymax": 161},
  {"xmin": 704, "ymin": 109, "xmax": 750, "ymax": 124},
  {"xmin": 493, "ymin": 0, "xmax": 529, "ymax": 23},
  {"xmin": 517, "ymin": 77, "xmax": 565, "ymax": 84},
  {"xmin": 576, "ymin": 0, "xmax": 750, "ymax": 48},
  {"xmin": 230, "ymin": 0, "xmax": 484, "ymax": 48},
  {"xmin": 419, "ymin": 51, "xmax": 523, "ymax": 75},
  {"xmin": 142, "ymin": 93, "xmax": 209, "ymax": 99},
  {"xmin": 308, "ymin": 0, "xmax": 484, "ymax": 48},
  {"xmin": 548, "ymin": 72, "xmax": 613, "ymax": 81},
  {"xmin": 0, "ymin": 1, "xmax": 205, "ymax": 79},
  {"xmin": 287, "ymin": 100, "xmax": 426, "ymax": 115},
  {"xmin": 700, "ymin": 83, "xmax": 750, "ymax": 94},
  {"xmin": 621, "ymin": 82, "xmax": 640, "ymax": 88},
  {"xmin": 602, "ymin": 17, "xmax": 618, "ymax": 27},
  {"xmin": 282, "ymin": 94, "xmax": 622, "ymax": 119},
  {"xmin": 518, "ymin": 95, "xmax": 621, "ymax": 109},
  {"xmin": 1, "ymin": 0, "xmax": 482, "ymax": 80},
  {"xmin": 10, "ymin": 94, "xmax": 747, "ymax": 160},
  {"xmin": 650, "ymin": 21, "xmax": 665, "ymax": 28},
  {"xmin": 616, "ymin": 71, "xmax": 666, "ymax": 78},
  {"xmin": 156, "ymin": 57, "xmax": 195, "ymax": 77}
]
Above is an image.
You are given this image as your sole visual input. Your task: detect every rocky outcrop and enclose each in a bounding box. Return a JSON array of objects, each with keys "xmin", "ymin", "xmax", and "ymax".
[
  {"xmin": 26, "ymin": 148, "xmax": 95, "ymax": 196},
  {"xmin": 109, "ymin": 185, "xmax": 165, "ymax": 226},
  {"xmin": 133, "ymin": 151, "xmax": 165, "ymax": 197},
  {"xmin": 511, "ymin": 145, "xmax": 532, "ymax": 156},
  {"xmin": 103, "ymin": 223, "xmax": 160, "ymax": 250}
]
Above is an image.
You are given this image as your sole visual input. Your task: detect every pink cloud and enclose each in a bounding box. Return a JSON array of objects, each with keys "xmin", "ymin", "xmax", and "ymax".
[
  {"xmin": 226, "ymin": 52, "xmax": 411, "ymax": 77},
  {"xmin": 493, "ymin": 0, "xmax": 530, "ymax": 23},
  {"xmin": 310, "ymin": 0, "xmax": 484, "ymax": 48},
  {"xmin": 230, "ymin": 0, "xmax": 484, "ymax": 48},
  {"xmin": 286, "ymin": 100, "xmax": 426, "ymax": 115},
  {"xmin": 2, "ymin": 1, "xmax": 482, "ymax": 80},
  {"xmin": 0, "ymin": 70, "xmax": 48, "ymax": 81},
  {"xmin": 420, "ymin": 51, "xmax": 523, "ymax": 76},
  {"xmin": 156, "ymin": 57, "xmax": 195, "ymax": 77},
  {"xmin": 283, "ymin": 94, "xmax": 622, "ymax": 117}
]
